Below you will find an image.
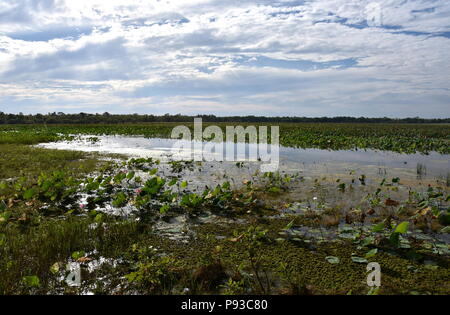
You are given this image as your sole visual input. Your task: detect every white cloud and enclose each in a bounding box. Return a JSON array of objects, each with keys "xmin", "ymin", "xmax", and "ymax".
[{"xmin": 0, "ymin": 0, "xmax": 449, "ymax": 117}]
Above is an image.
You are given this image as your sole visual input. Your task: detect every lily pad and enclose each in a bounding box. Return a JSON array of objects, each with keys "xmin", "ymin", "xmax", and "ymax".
[
  {"xmin": 325, "ymin": 256, "xmax": 340, "ymax": 264},
  {"xmin": 365, "ymin": 248, "xmax": 378, "ymax": 259},
  {"xmin": 395, "ymin": 221, "xmax": 409, "ymax": 234},
  {"xmin": 351, "ymin": 256, "xmax": 368, "ymax": 264}
]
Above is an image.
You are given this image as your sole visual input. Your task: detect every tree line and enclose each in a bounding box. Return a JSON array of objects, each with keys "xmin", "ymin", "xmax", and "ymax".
[{"xmin": 0, "ymin": 112, "xmax": 449, "ymax": 124}]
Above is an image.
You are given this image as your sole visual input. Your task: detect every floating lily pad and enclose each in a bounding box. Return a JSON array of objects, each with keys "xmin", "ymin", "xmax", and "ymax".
[
  {"xmin": 365, "ymin": 248, "xmax": 378, "ymax": 258},
  {"xmin": 325, "ymin": 256, "xmax": 340, "ymax": 264},
  {"xmin": 351, "ymin": 256, "xmax": 368, "ymax": 264}
]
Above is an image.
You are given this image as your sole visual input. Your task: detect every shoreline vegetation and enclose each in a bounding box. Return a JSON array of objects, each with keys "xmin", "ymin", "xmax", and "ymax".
[
  {"xmin": 0, "ymin": 123, "xmax": 449, "ymax": 295},
  {"xmin": 1, "ymin": 112, "xmax": 450, "ymax": 125}
]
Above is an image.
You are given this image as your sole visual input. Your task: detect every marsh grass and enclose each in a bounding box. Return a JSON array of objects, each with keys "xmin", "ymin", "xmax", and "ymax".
[
  {"xmin": 1, "ymin": 122, "xmax": 449, "ymax": 154},
  {"xmin": 0, "ymin": 144, "xmax": 100, "ymax": 180},
  {"xmin": 0, "ymin": 124, "xmax": 449, "ymax": 295},
  {"xmin": 0, "ymin": 216, "xmax": 138, "ymax": 294}
]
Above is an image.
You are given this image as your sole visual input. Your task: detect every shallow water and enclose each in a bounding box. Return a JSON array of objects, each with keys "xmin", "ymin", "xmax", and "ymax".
[
  {"xmin": 36, "ymin": 135, "xmax": 449, "ymax": 252},
  {"xmin": 37, "ymin": 135, "xmax": 450, "ymax": 181}
]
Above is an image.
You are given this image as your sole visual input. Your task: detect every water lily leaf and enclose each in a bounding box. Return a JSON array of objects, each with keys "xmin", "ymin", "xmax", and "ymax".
[
  {"xmin": 325, "ymin": 256, "xmax": 340, "ymax": 264},
  {"xmin": 149, "ymin": 168, "xmax": 158, "ymax": 175},
  {"xmin": 339, "ymin": 233, "xmax": 356, "ymax": 240},
  {"xmin": 351, "ymin": 256, "xmax": 368, "ymax": 264},
  {"xmin": 395, "ymin": 221, "xmax": 409, "ymax": 234},
  {"xmin": 423, "ymin": 260, "xmax": 438, "ymax": 269},
  {"xmin": 372, "ymin": 222, "xmax": 385, "ymax": 232},
  {"xmin": 399, "ymin": 239, "xmax": 411, "ymax": 249},
  {"xmin": 389, "ymin": 232, "xmax": 401, "ymax": 247},
  {"xmin": 365, "ymin": 248, "xmax": 378, "ymax": 258},
  {"xmin": 440, "ymin": 226, "xmax": 450, "ymax": 234}
]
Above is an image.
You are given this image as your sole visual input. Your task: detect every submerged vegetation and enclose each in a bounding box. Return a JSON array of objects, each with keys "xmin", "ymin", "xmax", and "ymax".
[{"xmin": 0, "ymin": 123, "xmax": 449, "ymax": 295}]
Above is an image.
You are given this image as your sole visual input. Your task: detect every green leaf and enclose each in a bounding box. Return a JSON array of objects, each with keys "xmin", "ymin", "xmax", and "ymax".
[
  {"xmin": 284, "ymin": 219, "xmax": 295, "ymax": 230},
  {"xmin": 160, "ymin": 204, "xmax": 170, "ymax": 214},
  {"xmin": 50, "ymin": 262, "xmax": 60, "ymax": 274},
  {"xmin": 181, "ymin": 181, "xmax": 188, "ymax": 189},
  {"xmin": 71, "ymin": 250, "xmax": 85, "ymax": 260},
  {"xmin": 351, "ymin": 256, "xmax": 368, "ymax": 264},
  {"xmin": 149, "ymin": 168, "xmax": 158, "ymax": 175},
  {"xmin": 365, "ymin": 248, "xmax": 378, "ymax": 259},
  {"xmin": 23, "ymin": 188, "xmax": 37, "ymax": 200},
  {"xmin": 94, "ymin": 213, "xmax": 104, "ymax": 223},
  {"xmin": 325, "ymin": 256, "xmax": 340, "ymax": 264},
  {"xmin": 395, "ymin": 221, "xmax": 409, "ymax": 234},
  {"xmin": 372, "ymin": 222, "xmax": 385, "ymax": 232},
  {"xmin": 389, "ymin": 232, "xmax": 401, "ymax": 247},
  {"xmin": 125, "ymin": 272, "xmax": 140, "ymax": 283},
  {"xmin": 440, "ymin": 226, "xmax": 450, "ymax": 233},
  {"xmin": 23, "ymin": 275, "xmax": 40, "ymax": 288}
]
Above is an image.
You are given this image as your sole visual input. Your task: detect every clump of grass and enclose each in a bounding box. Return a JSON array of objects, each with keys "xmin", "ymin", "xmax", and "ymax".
[{"xmin": 416, "ymin": 163, "xmax": 427, "ymax": 178}]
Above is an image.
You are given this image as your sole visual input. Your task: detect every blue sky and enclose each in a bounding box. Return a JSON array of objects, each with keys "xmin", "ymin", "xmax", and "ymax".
[{"xmin": 0, "ymin": 0, "xmax": 449, "ymax": 117}]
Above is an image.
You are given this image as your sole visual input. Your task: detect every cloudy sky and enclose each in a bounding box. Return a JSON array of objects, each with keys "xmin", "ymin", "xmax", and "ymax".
[{"xmin": 0, "ymin": 0, "xmax": 449, "ymax": 117}]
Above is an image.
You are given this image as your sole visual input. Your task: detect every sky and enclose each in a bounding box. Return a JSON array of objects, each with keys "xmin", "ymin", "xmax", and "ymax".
[{"xmin": 0, "ymin": 0, "xmax": 449, "ymax": 118}]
